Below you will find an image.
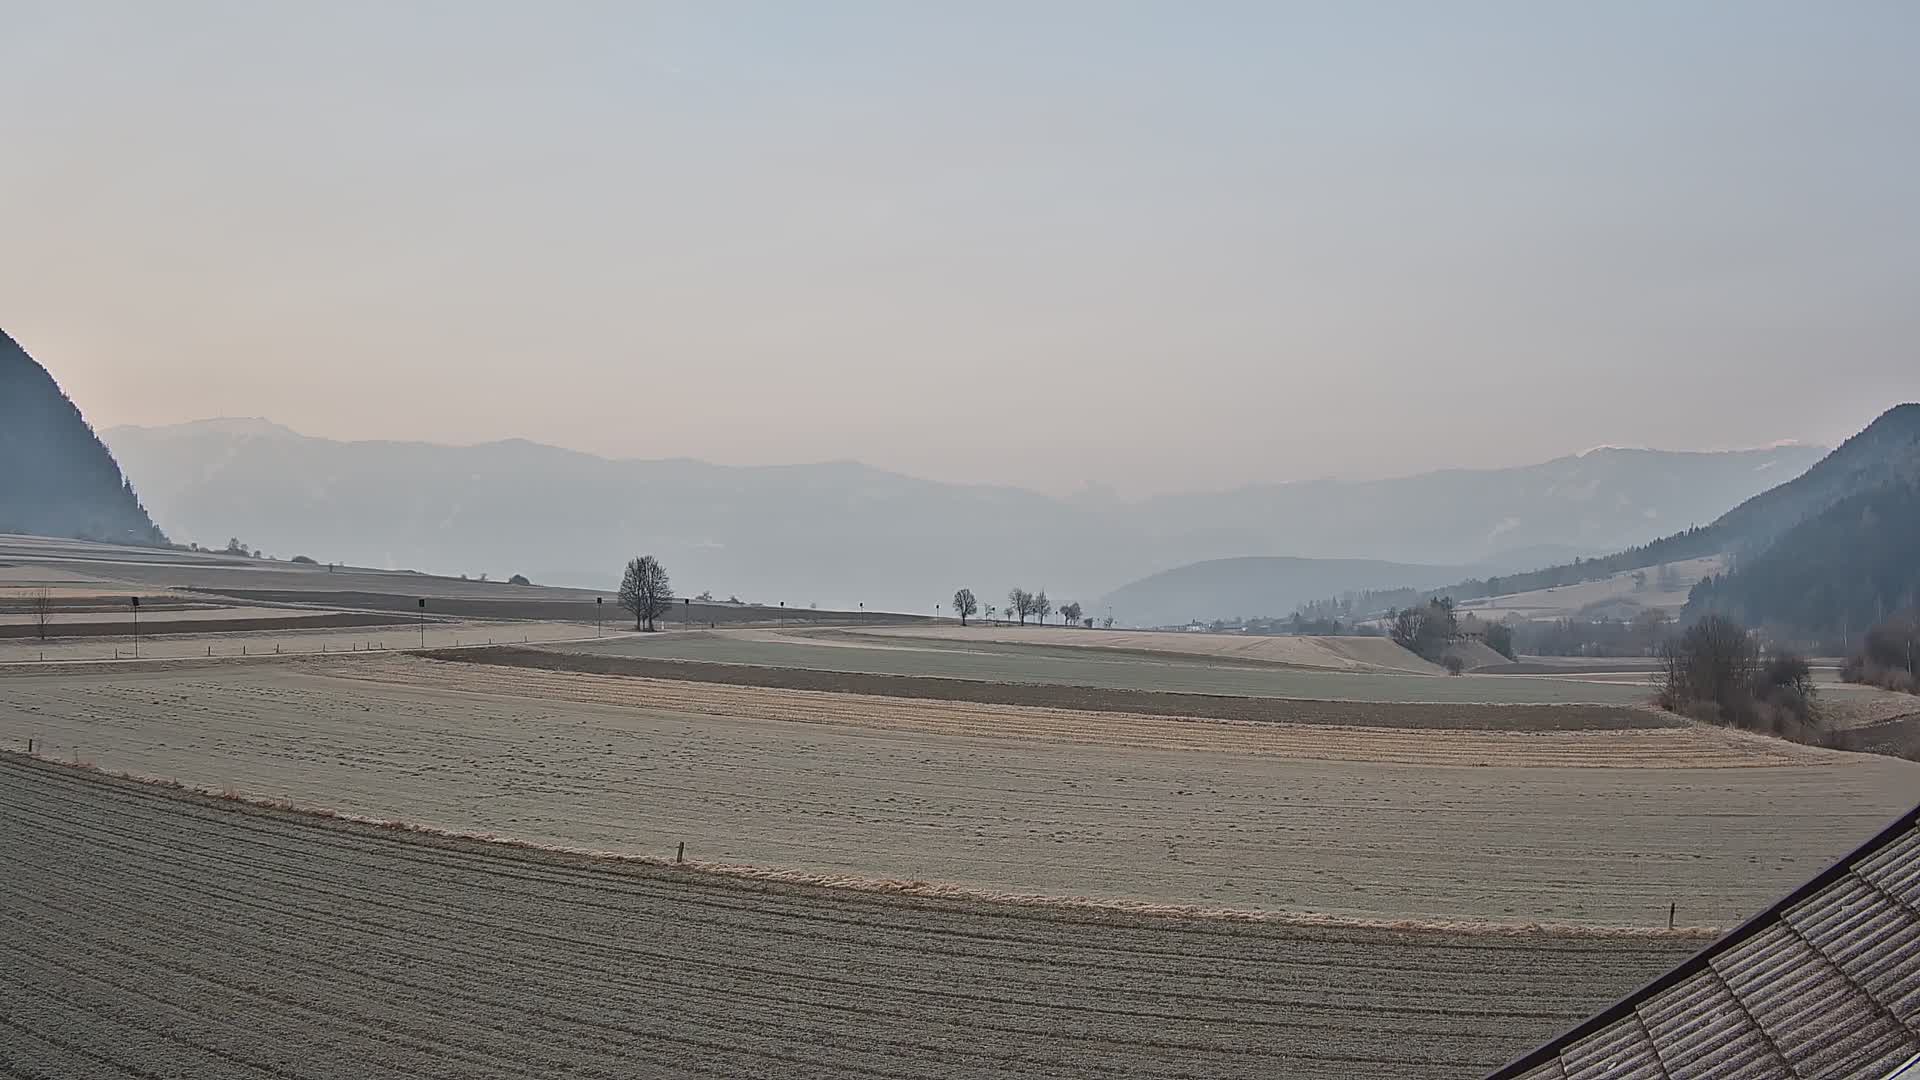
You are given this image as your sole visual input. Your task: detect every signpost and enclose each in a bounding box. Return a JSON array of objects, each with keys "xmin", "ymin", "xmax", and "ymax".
[
  {"xmin": 130, "ymin": 596, "xmax": 140, "ymax": 658},
  {"xmin": 596, "ymin": 596, "xmax": 603, "ymax": 637},
  {"xmin": 417, "ymin": 597, "xmax": 426, "ymax": 648}
]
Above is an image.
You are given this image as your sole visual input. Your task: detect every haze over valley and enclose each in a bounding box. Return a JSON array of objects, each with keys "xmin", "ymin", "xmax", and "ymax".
[
  {"xmin": 103, "ymin": 413, "xmax": 1824, "ymax": 619},
  {"xmin": 7, "ymin": 6, "xmax": 1920, "ymax": 1079}
]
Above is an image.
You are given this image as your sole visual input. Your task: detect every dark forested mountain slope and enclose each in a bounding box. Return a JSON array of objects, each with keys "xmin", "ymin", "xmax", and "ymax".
[
  {"xmin": 1688, "ymin": 478, "xmax": 1920, "ymax": 642},
  {"xmin": 1705, "ymin": 403, "xmax": 1920, "ymax": 559},
  {"xmin": 0, "ymin": 330, "xmax": 164, "ymax": 545}
]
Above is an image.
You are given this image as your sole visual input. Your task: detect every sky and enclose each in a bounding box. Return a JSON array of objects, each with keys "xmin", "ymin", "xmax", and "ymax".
[{"xmin": 3, "ymin": 1, "xmax": 1918, "ymax": 496}]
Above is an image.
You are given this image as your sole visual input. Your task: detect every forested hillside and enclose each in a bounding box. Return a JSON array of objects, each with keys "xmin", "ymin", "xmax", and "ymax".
[
  {"xmin": 0, "ymin": 329, "xmax": 165, "ymax": 545},
  {"xmin": 1688, "ymin": 480, "xmax": 1920, "ymax": 645}
]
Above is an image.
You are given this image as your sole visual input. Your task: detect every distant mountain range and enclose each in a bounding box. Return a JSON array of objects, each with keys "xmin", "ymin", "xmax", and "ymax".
[
  {"xmin": 103, "ymin": 417, "xmax": 1824, "ymax": 616},
  {"xmin": 0, "ymin": 330, "xmax": 164, "ymax": 546},
  {"xmin": 1271, "ymin": 403, "xmax": 1920, "ymax": 648}
]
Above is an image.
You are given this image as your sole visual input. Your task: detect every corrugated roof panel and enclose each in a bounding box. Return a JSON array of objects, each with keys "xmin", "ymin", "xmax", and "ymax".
[
  {"xmin": 1882, "ymin": 1051, "xmax": 1920, "ymax": 1080},
  {"xmin": 1859, "ymin": 828, "xmax": 1920, "ymax": 902},
  {"xmin": 1786, "ymin": 873, "xmax": 1920, "ymax": 1026},
  {"xmin": 1486, "ymin": 808, "xmax": 1920, "ymax": 1080},
  {"xmin": 1559, "ymin": 1012, "xmax": 1664, "ymax": 1080},
  {"xmin": 1637, "ymin": 969, "xmax": 1789, "ymax": 1078},
  {"xmin": 1714, "ymin": 923, "xmax": 1918, "ymax": 1076}
]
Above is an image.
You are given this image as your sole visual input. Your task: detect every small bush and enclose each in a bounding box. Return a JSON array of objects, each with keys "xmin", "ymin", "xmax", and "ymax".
[
  {"xmin": 289, "ymin": 554, "xmax": 317, "ymax": 565},
  {"xmin": 1442, "ymin": 654, "xmax": 1465, "ymax": 675},
  {"xmin": 1844, "ymin": 612, "xmax": 1919, "ymax": 695},
  {"xmin": 508, "ymin": 574, "xmax": 532, "ymax": 586}
]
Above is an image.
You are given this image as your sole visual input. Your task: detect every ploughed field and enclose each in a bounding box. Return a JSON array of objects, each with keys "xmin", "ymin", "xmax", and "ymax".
[
  {"xmin": 0, "ymin": 756, "xmax": 1700, "ymax": 1079},
  {"xmin": 3, "ymin": 654, "xmax": 1911, "ymax": 926},
  {"xmin": 553, "ymin": 628, "xmax": 1656, "ymax": 704}
]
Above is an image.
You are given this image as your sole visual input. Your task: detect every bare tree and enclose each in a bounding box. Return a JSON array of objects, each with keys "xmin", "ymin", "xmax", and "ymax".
[
  {"xmin": 1657, "ymin": 614, "xmax": 1760, "ymax": 718},
  {"xmin": 29, "ymin": 589, "xmax": 54, "ymax": 640},
  {"xmin": 1059, "ymin": 601, "xmax": 1083, "ymax": 626},
  {"xmin": 1389, "ymin": 607, "xmax": 1425, "ymax": 652},
  {"xmin": 1032, "ymin": 590, "xmax": 1052, "ymax": 626},
  {"xmin": 618, "ymin": 555, "xmax": 674, "ymax": 631},
  {"xmin": 1007, "ymin": 587, "xmax": 1032, "ymax": 625},
  {"xmin": 952, "ymin": 588, "xmax": 979, "ymax": 626}
]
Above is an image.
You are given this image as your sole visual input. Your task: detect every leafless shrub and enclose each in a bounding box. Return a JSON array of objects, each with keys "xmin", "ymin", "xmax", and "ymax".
[
  {"xmin": 1845, "ymin": 612, "xmax": 1920, "ymax": 695},
  {"xmin": 29, "ymin": 589, "xmax": 53, "ymax": 640},
  {"xmin": 1659, "ymin": 616, "xmax": 1821, "ymax": 742}
]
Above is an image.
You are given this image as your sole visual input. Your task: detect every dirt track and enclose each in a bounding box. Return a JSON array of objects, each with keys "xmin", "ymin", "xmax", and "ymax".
[
  {"xmin": 0, "ymin": 755, "xmax": 1696, "ymax": 1079},
  {"xmin": 2, "ymin": 656, "xmax": 1910, "ymax": 926}
]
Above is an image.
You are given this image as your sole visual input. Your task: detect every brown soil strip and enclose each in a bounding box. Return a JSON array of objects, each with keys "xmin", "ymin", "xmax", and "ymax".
[{"xmin": 424, "ymin": 645, "xmax": 1679, "ymax": 731}]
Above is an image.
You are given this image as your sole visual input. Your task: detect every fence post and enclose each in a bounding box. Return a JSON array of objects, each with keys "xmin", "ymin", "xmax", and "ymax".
[
  {"xmin": 1668, "ymin": 902, "xmax": 1676, "ymax": 929},
  {"xmin": 676, "ymin": 842, "xmax": 685, "ymax": 864}
]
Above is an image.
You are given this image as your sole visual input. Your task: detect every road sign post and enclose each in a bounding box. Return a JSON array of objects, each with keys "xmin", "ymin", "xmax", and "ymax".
[
  {"xmin": 417, "ymin": 598, "xmax": 426, "ymax": 648},
  {"xmin": 130, "ymin": 596, "xmax": 140, "ymax": 658}
]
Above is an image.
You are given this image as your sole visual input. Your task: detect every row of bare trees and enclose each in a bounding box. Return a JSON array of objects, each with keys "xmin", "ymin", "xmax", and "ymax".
[{"xmin": 948, "ymin": 587, "xmax": 1089, "ymax": 628}]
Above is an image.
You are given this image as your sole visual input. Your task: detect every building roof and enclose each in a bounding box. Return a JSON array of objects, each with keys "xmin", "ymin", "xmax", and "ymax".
[{"xmin": 1490, "ymin": 802, "xmax": 1920, "ymax": 1080}]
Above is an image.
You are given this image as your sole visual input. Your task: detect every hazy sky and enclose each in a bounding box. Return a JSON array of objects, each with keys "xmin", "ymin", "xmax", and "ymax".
[{"xmin": 4, "ymin": 2, "xmax": 1918, "ymax": 495}]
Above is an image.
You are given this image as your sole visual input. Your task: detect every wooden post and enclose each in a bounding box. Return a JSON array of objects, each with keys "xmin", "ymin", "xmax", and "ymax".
[
  {"xmin": 676, "ymin": 842, "xmax": 685, "ymax": 864},
  {"xmin": 1668, "ymin": 902, "xmax": 1676, "ymax": 929},
  {"xmin": 26, "ymin": 739, "xmax": 33, "ymax": 755}
]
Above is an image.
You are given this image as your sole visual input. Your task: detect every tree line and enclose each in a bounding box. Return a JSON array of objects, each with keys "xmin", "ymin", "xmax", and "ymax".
[{"xmin": 950, "ymin": 587, "xmax": 1097, "ymax": 628}]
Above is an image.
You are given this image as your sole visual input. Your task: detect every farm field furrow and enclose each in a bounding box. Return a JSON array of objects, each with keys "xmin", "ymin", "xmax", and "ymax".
[
  {"xmin": 551, "ymin": 630, "xmax": 1656, "ymax": 704},
  {"xmin": 0, "ymin": 756, "xmax": 1699, "ymax": 1079},
  {"xmin": 2, "ymin": 657, "xmax": 1911, "ymax": 926}
]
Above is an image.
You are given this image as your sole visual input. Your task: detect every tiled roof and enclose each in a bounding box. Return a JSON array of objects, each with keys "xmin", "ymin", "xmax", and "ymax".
[{"xmin": 1492, "ymin": 804, "xmax": 1920, "ymax": 1080}]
